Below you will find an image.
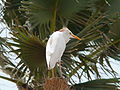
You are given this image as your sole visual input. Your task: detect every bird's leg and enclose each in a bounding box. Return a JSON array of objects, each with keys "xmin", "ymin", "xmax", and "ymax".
[
  {"xmin": 48, "ymin": 70, "xmax": 51, "ymax": 78},
  {"xmin": 59, "ymin": 61, "xmax": 63, "ymax": 77},
  {"xmin": 52, "ymin": 68, "xmax": 55, "ymax": 77}
]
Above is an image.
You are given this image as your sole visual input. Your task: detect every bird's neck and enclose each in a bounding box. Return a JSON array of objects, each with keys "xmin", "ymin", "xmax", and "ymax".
[{"xmin": 62, "ymin": 34, "xmax": 70, "ymax": 44}]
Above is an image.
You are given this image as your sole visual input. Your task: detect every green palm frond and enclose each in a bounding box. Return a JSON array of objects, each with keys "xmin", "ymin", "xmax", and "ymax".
[
  {"xmin": 20, "ymin": 0, "xmax": 102, "ymax": 34},
  {"xmin": 0, "ymin": 75, "xmax": 19, "ymax": 83},
  {"xmin": 6, "ymin": 26, "xmax": 47, "ymax": 85},
  {"xmin": 63, "ymin": 34, "xmax": 120, "ymax": 83},
  {"xmin": 3, "ymin": 0, "xmax": 26, "ymax": 26},
  {"xmin": 21, "ymin": 0, "xmax": 100, "ymax": 23},
  {"xmin": 60, "ymin": 9, "xmax": 120, "ymax": 83},
  {"xmin": 107, "ymin": 0, "xmax": 120, "ymax": 18},
  {"xmin": 71, "ymin": 78, "xmax": 120, "ymax": 90},
  {"xmin": 8, "ymin": 27, "xmax": 46, "ymax": 70}
]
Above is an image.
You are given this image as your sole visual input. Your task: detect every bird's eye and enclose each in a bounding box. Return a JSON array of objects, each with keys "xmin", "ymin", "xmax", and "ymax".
[{"xmin": 69, "ymin": 32, "xmax": 72, "ymax": 34}]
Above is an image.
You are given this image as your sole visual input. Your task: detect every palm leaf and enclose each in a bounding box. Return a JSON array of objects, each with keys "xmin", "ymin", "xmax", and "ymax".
[
  {"xmin": 7, "ymin": 27, "xmax": 47, "ymax": 82},
  {"xmin": 71, "ymin": 78, "xmax": 120, "ymax": 90}
]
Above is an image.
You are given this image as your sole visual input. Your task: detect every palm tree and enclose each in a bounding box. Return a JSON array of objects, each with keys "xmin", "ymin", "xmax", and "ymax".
[{"xmin": 0, "ymin": 0, "xmax": 120, "ymax": 90}]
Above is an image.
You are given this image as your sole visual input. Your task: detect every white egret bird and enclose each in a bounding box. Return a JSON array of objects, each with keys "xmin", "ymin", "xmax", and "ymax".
[{"xmin": 46, "ymin": 27, "xmax": 81, "ymax": 76}]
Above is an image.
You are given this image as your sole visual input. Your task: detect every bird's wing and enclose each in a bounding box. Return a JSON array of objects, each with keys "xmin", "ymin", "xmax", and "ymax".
[{"xmin": 46, "ymin": 32, "xmax": 66, "ymax": 69}]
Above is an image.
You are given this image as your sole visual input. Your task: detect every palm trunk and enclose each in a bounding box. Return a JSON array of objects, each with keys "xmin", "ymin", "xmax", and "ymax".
[{"xmin": 44, "ymin": 77, "xmax": 70, "ymax": 90}]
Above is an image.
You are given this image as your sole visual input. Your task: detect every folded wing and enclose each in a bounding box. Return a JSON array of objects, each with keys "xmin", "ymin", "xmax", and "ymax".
[{"xmin": 46, "ymin": 32, "xmax": 66, "ymax": 70}]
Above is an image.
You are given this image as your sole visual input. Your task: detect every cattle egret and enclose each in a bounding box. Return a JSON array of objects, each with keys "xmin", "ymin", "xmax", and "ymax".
[{"xmin": 46, "ymin": 27, "xmax": 81, "ymax": 76}]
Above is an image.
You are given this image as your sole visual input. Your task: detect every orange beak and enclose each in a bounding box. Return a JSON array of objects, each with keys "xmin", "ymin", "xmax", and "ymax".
[{"xmin": 71, "ymin": 34, "xmax": 81, "ymax": 40}]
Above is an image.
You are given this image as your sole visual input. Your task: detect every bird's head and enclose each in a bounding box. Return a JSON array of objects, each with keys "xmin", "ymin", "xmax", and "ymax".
[{"xmin": 59, "ymin": 27, "xmax": 81, "ymax": 40}]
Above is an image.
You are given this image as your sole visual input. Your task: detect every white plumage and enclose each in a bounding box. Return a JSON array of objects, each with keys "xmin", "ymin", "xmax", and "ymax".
[{"xmin": 46, "ymin": 27, "xmax": 81, "ymax": 70}]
